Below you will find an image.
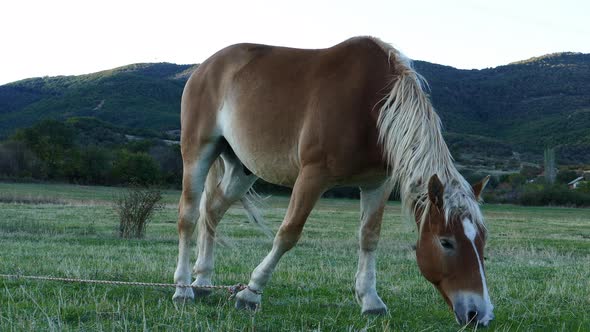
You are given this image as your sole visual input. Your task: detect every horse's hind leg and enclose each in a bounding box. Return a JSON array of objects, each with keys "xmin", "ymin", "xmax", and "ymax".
[
  {"xmin": 173, "ymin": 138, "xmax": 225, "ymax": 302},
  {"xmin": 192, "ymin": 151, "xmax": 258, "ymax": 296},
  {"xmin": 355, "ymin": 181, "xmax": 392, "ymax": 315}
]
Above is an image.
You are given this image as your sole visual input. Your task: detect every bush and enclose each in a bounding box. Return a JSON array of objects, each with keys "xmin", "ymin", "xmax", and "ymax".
[
  {"xmin": 11, "ymin": 119, "xmax": 76, "ymax": 179},
  {"xmin": 110, "ymin": 150, "xmax": 161, "ymax": 185},
  {"xmin": 148, "ymin": 144, "xmax": 182, "ymax": 188},
  {"xmin": 62, "ymin": 146, "xmax": 113, "ymax": 184},
  {"xmin": 556, "ymin": 169, "xmax": 578, "ymax": 184},
  {"xmin": 114, "ymin": 186, "xmax": 163, "ymax": 238},
  {"xmin": 0, "ymin": 141, "xmax": 43, "ymax": 178},
  {"xmin": 520, "ymin": 183, "xmax": 590, "ymax": 207},
  {"xmin": 578, "ymin": 181, "xmax": 590, "ymax": 194}
]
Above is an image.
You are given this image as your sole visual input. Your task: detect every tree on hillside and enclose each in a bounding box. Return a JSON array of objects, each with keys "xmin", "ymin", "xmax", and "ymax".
[
  {"xmin": 149, "ymin": 144, "xmax": 182, "ymax": 187},
  {"xmin": 556, "ymin": 169, "xmax": 578, "ymax": 184},
  {"xmin": 544, "ymin": 147, "xmax": 556, "ymax": 184},
  {"xmin": 0, "ymin": 140, "xmax": 43, "ymax": 178},
  {"xmin": 11, "ymin": 119, "xmax": 75, "ymax": 179},
  {"xmin": 64, "ymin": 146, "xmax": 112, "ymax": 184},
  {"xmin": 110, "ymin": 150, "xmax": 161, "ymax": 185}
]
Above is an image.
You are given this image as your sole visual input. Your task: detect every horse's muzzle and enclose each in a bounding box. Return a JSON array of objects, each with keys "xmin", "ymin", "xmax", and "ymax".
[{"xmin": 452, "ymin": 292, "xmax": 494, "ymax": 327}]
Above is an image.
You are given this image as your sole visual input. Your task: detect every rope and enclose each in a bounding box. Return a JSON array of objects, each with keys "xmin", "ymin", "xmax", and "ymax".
[{"xmin": 0, "ymin": 274, "xmax": 250, "ymax": 297}]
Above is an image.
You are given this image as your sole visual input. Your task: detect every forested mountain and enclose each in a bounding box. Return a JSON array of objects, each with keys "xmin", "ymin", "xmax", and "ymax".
[
  {"xmin": 414, "ymin": 52, "xmax": 590, "ymax": 163},
  {"xmin": 0, "ymin": 63, "xmax": 195, "ymax": 138},
  {"xmin": 1, "ymin": 52, "xmax": 589, "ymax": 164}
]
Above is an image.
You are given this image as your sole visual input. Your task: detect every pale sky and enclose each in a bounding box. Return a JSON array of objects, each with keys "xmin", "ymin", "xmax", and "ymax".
[{"xmin": 1, "ymin": 0, "xmax": 588, "ymax": 85}]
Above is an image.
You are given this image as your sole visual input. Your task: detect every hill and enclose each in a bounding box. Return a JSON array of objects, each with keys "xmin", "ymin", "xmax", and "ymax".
[
  {"xmin": 1, "ymin": 53, "xmax": 589, "ymax": 165},
  {"xmin": 414, "ymin": 52, "xmax": 590, "ymax": 159},
  {"xmin": 0, "ymin": 63, "xmax": 196, "ymax": 137}
]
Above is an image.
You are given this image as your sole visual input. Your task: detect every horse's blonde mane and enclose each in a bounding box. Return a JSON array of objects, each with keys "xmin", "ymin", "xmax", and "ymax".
[{"xmin": 371, "ymin": 38, "xmax": 484, "ymax": 232}]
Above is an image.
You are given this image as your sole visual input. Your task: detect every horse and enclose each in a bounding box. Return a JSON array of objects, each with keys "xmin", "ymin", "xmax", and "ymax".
[{"xmin": 171, "ymin": 36, "xmax": 494, "ymax": 326}]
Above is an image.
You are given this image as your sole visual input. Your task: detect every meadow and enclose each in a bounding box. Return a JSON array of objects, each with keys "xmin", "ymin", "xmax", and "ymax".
[{"xmin": 0, "ymin": 182, "xmax": 588, "ymax": 331}]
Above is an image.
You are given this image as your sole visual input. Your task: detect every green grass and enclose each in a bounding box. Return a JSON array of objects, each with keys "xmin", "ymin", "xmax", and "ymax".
[
  {"xmin": 0, "ymin": 182, "xmax": 181, "ymax": 204},
  {"xmin": 0, "ymin": 182, "xmax": 589, "ymax": 331}
]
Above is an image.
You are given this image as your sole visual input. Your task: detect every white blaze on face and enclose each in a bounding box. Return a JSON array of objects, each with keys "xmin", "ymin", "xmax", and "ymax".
[
  {"xmin": 462, "ymin": 218, "xmax": 477, "ymax": 241},
  {"xmin": 462, "ymin": 218, "xmax": 494, "ymax": 322}
]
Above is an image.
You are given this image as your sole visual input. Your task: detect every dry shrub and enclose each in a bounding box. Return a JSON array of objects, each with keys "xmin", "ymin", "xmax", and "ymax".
[{"xmin": 114, "ymin": 186, "xmax": 163, "ymax": 238}]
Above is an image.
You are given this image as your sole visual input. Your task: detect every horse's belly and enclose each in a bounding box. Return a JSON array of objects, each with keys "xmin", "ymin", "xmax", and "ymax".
[
  {"xmin": 217, "ymin": 99, "xmax": 386, "ymax": 188},
  {"xmin": 229, "ymin": 141, "xmax": 300, "ymax": 187},
  {"xmin": 237, "ymin": 145, "xmax": 300, "ymax": 187},
  {"xmin": 219, "ymin": 106, "xmax": 300, "ymax": 187}
]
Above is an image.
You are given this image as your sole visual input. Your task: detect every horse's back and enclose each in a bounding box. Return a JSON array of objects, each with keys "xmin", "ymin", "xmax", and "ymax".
[{"xmin": 182, "ymin": 37, "xmax": 395, "ymax": 187}]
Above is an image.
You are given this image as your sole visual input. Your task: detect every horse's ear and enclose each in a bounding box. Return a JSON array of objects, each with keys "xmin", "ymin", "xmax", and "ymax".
[
  {"xmin": 472, "ymin": 175, "xmax": 490, "ymax": 200},
  {"xmin": 428, "ymin": 174, "xmax": 444, "ymax": 211}
]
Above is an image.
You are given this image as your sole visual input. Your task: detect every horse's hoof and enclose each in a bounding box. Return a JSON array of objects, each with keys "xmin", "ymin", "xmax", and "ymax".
[
  {"xmin": 191, "ymin": 280, "xmax": 213, "ymax": 297},
  {"xmin": 362, "ymin": 306, "xmax": 388, "ymax": 315},
  {"xmin": 235, "ymin": 298, "xmax": 259, "ymax": 311},
  {"xmin": 172, "ymin": 287, "xmax": 194, "ymax": 303},
  {"xmin": 235, "ymin": 288, "xmax": 262, "ymax": 311},
  {"xmin": 360, "ymin": 294, "xmax": 388, "ymax": 315},
  {"xmin": 194, "ymin": 288, "xmax": 213, "ymax": 297}
]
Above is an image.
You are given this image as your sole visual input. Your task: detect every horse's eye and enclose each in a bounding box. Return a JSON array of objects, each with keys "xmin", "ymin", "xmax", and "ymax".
[{"xmin": 440, "ymin": 239, "xmax": 455, "ymax": 250}]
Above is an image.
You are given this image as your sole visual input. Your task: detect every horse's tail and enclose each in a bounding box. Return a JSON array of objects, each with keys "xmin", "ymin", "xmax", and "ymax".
[
  {"xmin": 241, "ymin": 190, "xmax": 273, "ymax": 238},
  {"xmin": 202, "ymin": 158, "xmax": 272, "ymax": 238}
]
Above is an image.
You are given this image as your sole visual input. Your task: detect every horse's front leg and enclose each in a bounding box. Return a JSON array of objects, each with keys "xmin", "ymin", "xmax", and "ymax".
[
  {"xmin": 355, "ymin": 182, "xmax": 392, "ymax": 315},
  {"xmin": 235, "ymin": 167, "xmax": 327, "ymax": 310}
]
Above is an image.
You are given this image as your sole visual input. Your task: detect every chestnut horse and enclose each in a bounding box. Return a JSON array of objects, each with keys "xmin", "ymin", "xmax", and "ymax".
[{"xmin": 172, "ymin": 36, "xmax": 494, "ymax": 326}]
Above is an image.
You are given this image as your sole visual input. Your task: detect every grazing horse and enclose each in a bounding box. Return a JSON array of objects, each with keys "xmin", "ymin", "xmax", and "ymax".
[{"xmin": 172, "ymin": 36, "xmax": 494, "ymax": 326}]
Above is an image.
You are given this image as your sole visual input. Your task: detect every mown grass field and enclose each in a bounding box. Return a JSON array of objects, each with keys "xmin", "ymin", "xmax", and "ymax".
[{"xmin": 0, "ymin": 182, "xmax": 589, "ymax": 331}]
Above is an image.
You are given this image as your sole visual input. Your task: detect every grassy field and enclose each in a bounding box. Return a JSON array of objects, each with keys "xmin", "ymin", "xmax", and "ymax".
[{"xmin": 0, "ymin": 182, "xmax": 589, "ymax": 331}]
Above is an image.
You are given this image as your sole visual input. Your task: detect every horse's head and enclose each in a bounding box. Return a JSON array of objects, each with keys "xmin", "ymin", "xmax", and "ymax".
[{"xmin": 414, "ymin": 174, "xmax": 494, "ymax": 326}]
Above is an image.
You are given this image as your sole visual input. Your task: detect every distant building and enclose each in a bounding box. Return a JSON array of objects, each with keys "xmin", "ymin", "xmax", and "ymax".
[{"xmin": 568, "ymin": 176, "xmax": 585, "ymax": 189}]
